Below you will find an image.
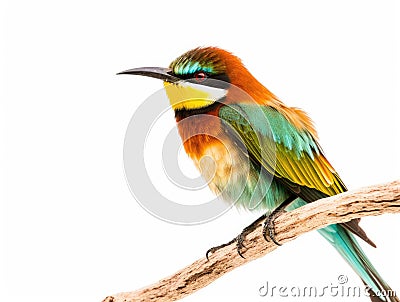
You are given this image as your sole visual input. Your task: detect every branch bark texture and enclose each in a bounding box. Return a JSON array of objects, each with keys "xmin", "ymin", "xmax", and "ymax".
[{"xmin": 103, "ymin": 180, "xmax": 400, "ymax": 302}]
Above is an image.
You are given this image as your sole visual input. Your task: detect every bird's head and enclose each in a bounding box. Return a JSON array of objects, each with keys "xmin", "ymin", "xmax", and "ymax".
[{"xmin": 118, "ymin": 47, "xmax": 274, "ymax": 112}]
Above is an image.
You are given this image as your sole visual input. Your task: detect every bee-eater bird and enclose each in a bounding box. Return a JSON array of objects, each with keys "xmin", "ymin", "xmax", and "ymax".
[{"xmin": 118, "ymin": 47, "xmax": 398, "ymax": 302}]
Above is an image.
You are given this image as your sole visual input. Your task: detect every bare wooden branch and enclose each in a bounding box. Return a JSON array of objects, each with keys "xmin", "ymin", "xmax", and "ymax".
[{"xmin": 102, "ymin": 180, "xmax": 400, "ymax": 302}]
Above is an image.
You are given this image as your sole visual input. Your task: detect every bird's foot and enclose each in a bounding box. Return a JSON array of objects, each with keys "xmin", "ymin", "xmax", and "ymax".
[
  {"xmin": 206, "ymin": 214, "xmax": 266, "ymax": 260},
  {"xmin": 207, "ymin": 196, "xmax": 297, "ymax": 260},
  {"xmin": 262, "ymin": 211, "xmax": 283, "ymax": 246},
  {"xmin": 206, "ymin": 238, "xmax": 236, "ymax": 261},
  {"xmin": 262, "ymin": 194, "xmax": 298, "ymax": 246}
]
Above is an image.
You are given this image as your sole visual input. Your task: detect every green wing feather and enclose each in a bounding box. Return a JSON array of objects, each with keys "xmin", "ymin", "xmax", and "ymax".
[
  {"xmin": 218, "ymin": 104, "xmax": 400, "ymax": 301},
  {"xmin": 219, "ymin": 103, "xmax": 377, "ymax": 247},
  {"xmin": 219, "ymin": 103, "xmax": 346, "ymax": 198}
]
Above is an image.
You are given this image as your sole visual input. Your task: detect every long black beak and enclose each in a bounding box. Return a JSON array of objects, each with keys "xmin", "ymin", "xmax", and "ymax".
[{"xmin": 117, "ymin": 67, "xmax": 180, "ymax": 83}]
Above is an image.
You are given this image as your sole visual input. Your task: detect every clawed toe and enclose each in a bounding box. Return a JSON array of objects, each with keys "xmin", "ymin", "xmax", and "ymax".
[
  {"xmin": 206, "ymin": 238, "xmax": 236, "ymax": 260},
  {"xmin": 261, "ymin": 195, "xmax": 297, "ymax": 245},
  {"xmin": 207, "ymin": 197, "xmax": 296, "ymax": 260},
  {"xmin": 236, "ymin": 233, "xmax": 247, "ymax": 258},
  {"xmin": 206, "ymin": 247, "xmax": 217, "ymax": 261},
  {"xmin": 206, "ymin": 234, "xmax": 248, "ymax": 260},
  {"xmin": 206, "ymin": 214, "xmax": 267, "ymax": 260},
  {"xmin": 206, "ymin": 213, "xmax": 283, "ymax": 261},
  {"xmin": 262, "ymin": 214, "xmax": 282, "ymax": 246}
]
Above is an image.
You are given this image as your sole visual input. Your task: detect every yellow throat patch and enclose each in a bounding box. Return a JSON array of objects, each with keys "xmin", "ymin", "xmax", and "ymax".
[{"xmin": 163, "ymin": 82, "xmax": 224, "ymax": 111}]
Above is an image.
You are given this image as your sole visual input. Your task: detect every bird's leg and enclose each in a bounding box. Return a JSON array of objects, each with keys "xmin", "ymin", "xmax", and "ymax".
[
  {"xmin": 263, "ymin": 194, "xmax": 297, "ymax": 245},
  {"xmin": 206, "ymin": 214, "xmax": 267, "ymax": 260},
  {"xmin": 235, "ymin": 214, "xmax": 267, "ymax": 257},
  {"xmin": 206, "ymin": 195, "xmax": 298, "ymax": 260}
]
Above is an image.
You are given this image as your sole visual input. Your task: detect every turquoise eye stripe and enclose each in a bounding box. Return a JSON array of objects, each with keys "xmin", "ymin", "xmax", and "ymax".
[
  {"xmin": 174, "ymin": 60, "xmax": 214, "ymax": 75},
  {"xmin": 182, "ymin": 62, "xmax": 199, "ymax": 74}
]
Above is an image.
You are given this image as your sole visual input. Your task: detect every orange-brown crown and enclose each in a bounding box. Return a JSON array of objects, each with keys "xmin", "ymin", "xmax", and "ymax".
[{"xmin": 170, "ymin": 47, "xmax": 318, "ymax": 138}]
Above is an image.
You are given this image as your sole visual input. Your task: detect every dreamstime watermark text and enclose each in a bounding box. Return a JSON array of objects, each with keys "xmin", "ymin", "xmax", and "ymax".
[{"xmin": 258, "ymin": 275, "xmax": 397, "ymax": 299}]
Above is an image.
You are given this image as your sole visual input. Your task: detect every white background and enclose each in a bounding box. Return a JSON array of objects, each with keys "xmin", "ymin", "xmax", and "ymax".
[{"xmin": 2, "ymin": 1, "xmax": 399, "ymax": 301}]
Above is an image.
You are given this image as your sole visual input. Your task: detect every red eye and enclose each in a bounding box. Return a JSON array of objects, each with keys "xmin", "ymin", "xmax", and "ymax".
[{"xmin": 194, "ymin": 72, "xmax": 207, "ymax": 82}]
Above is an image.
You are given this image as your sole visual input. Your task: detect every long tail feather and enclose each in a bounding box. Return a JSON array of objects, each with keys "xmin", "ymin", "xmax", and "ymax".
[{"xmin": 318, "ymin": 224, "xmax": 399, "ymax": 302}]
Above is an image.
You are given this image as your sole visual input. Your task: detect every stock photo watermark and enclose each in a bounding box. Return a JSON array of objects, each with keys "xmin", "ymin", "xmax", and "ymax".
[{"xmin": 258, "ymin": 275, "xmax": 397, "ymax": 299}]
